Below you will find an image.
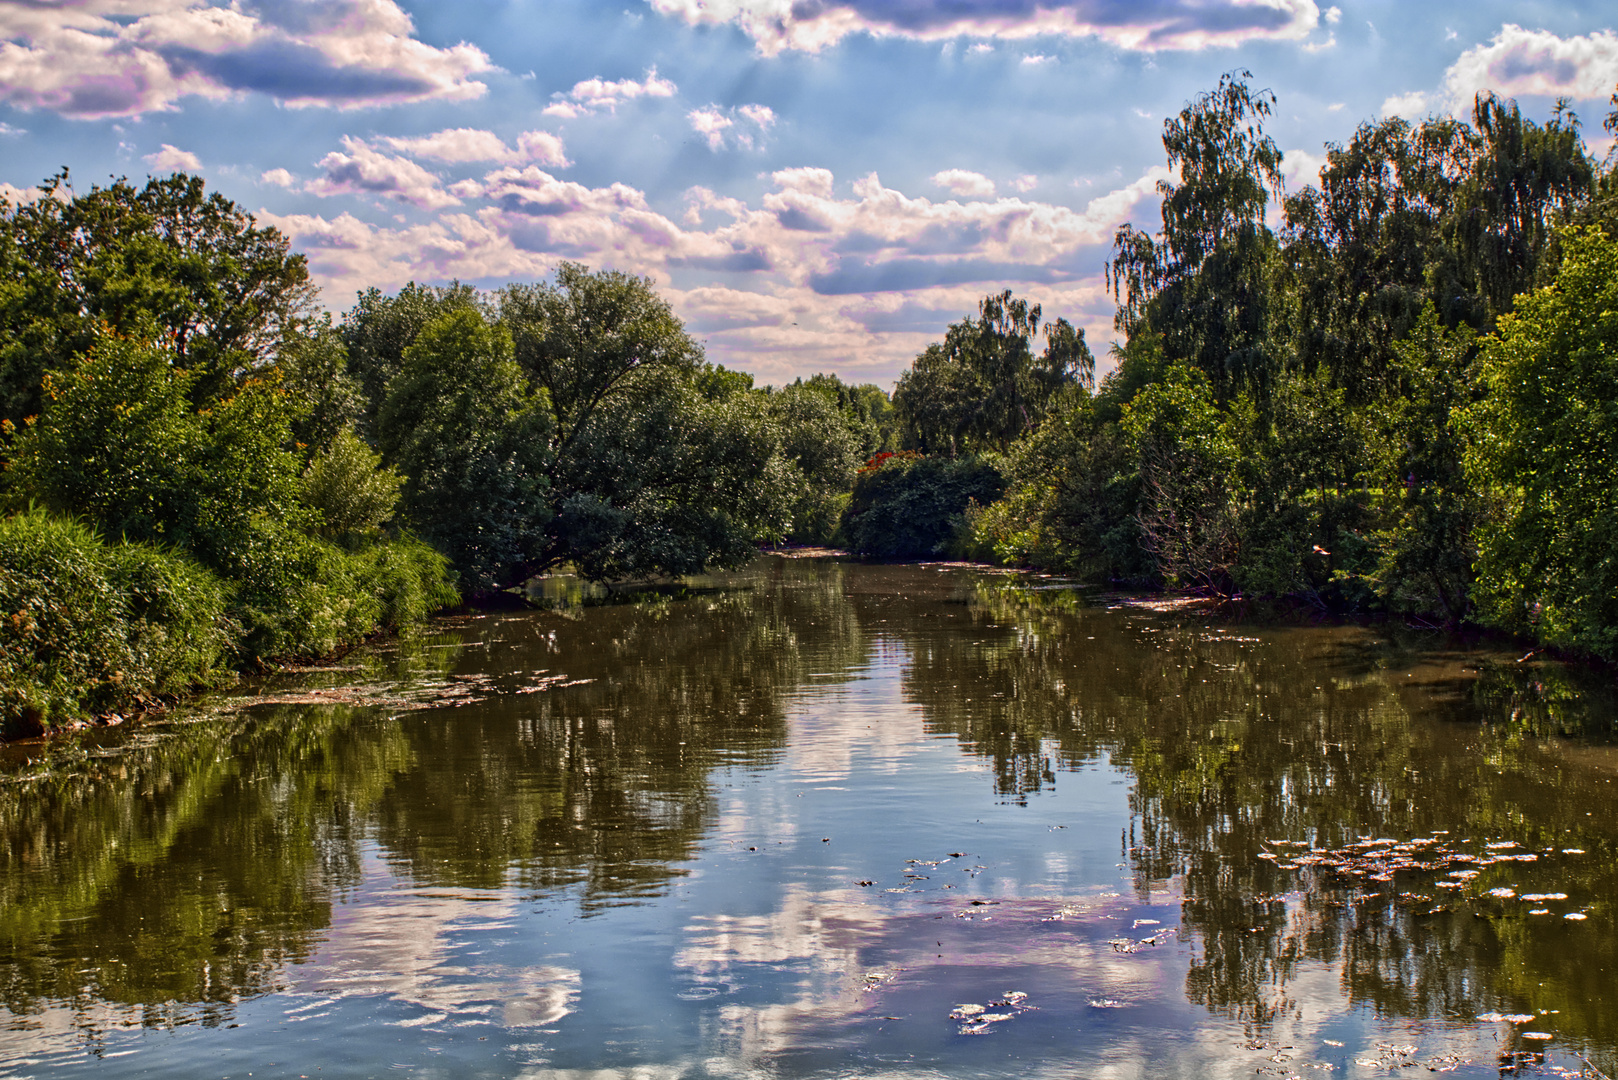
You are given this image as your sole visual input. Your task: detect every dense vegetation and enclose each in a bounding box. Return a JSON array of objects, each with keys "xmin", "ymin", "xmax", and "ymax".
[
  {"xmin": 7, "ymin": 70, "xmax": 1618, "ymax": 734},
  {"xmin": 0, "ymin": 174, "xmax": 891, "ymax": 736},
  {"xmin": 870, "ymin": 72, "xmax": 1618, "ymax": 662}
]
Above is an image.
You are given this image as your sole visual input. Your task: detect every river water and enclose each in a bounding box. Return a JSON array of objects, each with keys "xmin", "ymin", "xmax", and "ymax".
[{"xmin": 2, "ymin": 557, "xmax": 1615, "ymax": 1080}]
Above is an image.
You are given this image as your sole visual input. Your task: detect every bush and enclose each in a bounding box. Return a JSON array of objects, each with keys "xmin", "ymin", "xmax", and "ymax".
[
  {"xmin": 841, "ymin": 453, "xmax": 1007, "ymax": 558},
  {"xmin": 0, "ymin": 509, "xmax": 234, "ymax": 736},
  {"xmin": 229, "ymin": 526, "xmax": 457, "ymax": 662}
]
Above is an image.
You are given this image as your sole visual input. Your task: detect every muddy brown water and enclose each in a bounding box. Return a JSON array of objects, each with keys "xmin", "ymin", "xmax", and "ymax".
[{"xmin": 2, "ymin": 557, "xmax": 1615, "ymax": 1079}]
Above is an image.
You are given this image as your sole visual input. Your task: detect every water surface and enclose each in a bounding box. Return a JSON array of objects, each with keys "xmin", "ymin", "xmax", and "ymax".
[{"xmin": 2, "ymin": 558, "xmax": 1615, "ymax": 1079}]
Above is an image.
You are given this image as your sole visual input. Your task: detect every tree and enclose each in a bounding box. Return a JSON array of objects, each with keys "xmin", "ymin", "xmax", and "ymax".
[
  {"xmin": 5, "ymin": 332, "xmax": 308, "ymax": 574},
  {"xmin": 893, "ymin": 290, "xmax": 1092, "ymax": 453},
  {"xmin": 1465, "ymin": 226, "xmax": 1618, "ymax": 657},
  {"xmin": 341, "ymin": 281, "xmax": 483, "ymax": 430},
  {"xmin": 0, "ymin": 171, "xmax": 315, "ymax": 430},
  {"xmin": 1110, "ymin": 70, "xmax": 1283, "ymax": 397},
  {"xmin": 1120, "ymin": 364, "xmax": 1241, "ymax": 593},
  {"xmin": 375, "ymin": 308, "xmax": 554, "ymax": 594}
]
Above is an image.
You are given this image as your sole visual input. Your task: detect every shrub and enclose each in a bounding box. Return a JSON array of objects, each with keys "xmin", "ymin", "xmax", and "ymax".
[
  {"xmin": 229, "ymin": 527, "xmax": 458, "ymax": 663},
  {"xmin": 0, "ymin": 509, "xmax": 234, "ymax": 736},
  {"xmin": 841, "ymin": 454, "xmax": 1007, "ymax": 558}
]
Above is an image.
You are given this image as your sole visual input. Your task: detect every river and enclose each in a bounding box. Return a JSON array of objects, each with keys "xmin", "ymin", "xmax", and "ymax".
[{"xmin": 1, "ymin": 557, "xmax": 1614, "ymax": 1079}]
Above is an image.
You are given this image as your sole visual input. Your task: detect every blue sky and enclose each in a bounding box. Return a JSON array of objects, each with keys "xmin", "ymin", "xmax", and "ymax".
[{"xmin": 3, "ymin": 0, "xmax": 1616, "ymax": 386}]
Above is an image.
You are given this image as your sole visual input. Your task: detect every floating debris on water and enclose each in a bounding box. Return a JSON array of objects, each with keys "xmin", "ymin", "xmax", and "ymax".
[
  {"xmin": 1478, "ymin": 1013, "xmax": 1536, "ymax": 1023},
  {"xmin": 950, "ymin": 991, "xmax": 1035, "ymax": 1035}
]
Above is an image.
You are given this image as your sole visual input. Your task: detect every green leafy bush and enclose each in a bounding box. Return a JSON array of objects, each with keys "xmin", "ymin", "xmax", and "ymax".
[
  {"xmin": 0, "ymin": 509, "xmax": 234, "ymax": 736},
  {"xmin": 1465, "ymin": 226, "xmax": 1618, "ymax": 657},
  {"xmin": 842, "ymin": 453, "xmax": 1007, "ymax": 558},
  {"xmin": 230, "ymin": 526, "xmax": 456, "ymax": 662}
]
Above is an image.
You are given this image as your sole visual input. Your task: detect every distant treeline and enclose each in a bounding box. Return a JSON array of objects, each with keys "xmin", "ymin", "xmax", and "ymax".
[{"xmin": 6, "ymin": 68, "xmax": 1618, "ymax": 733}]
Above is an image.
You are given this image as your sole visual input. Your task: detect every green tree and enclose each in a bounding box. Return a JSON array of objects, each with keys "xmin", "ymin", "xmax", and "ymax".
[
  {"xmin": 0, "ymin": 171, "xmax": 315, "ymax": 429},
  {"xmin": 340, "ymin": 281, "xmax": 483, "ymax": 430},
  {"xmin": 1110, "ymin": 70, "xmax": 1283, "ymax": 397},
  {"xmin": 1120, "ymin": 364, "xmax": 1241, "ymax": 592},
  {"xmin": 300, "ymin": 427, "xmax": 404, "ymax": 541},
  {"xmin": 1465, "ymin": 226, "xmax": 1618, "ymax": 657},
  {"xmin": 375, "ymin": 308, "xmax": 555, "ymax": 594},
  {"xmin": 5, "ymin": 332, "xmax": 308, "ymax": 572},
  {"xmin": 893, "ymin": 290, "xmax": 1092, "ymax": 453}
]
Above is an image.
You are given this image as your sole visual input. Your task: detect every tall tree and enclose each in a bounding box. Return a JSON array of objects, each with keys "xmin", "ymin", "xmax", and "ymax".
[
  {"xmin": 1110, "ymin": 70, "xmax": 1284, "ymax": 397},
  {"xmin": 0, "ymin": 171, "xmax": 315, "ymax": 429}
]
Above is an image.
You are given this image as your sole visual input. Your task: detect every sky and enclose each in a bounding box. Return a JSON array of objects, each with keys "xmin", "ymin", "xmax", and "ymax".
[{"xmin": 2, "ymin": 1, "xmax": 1617, "ymax": 388}]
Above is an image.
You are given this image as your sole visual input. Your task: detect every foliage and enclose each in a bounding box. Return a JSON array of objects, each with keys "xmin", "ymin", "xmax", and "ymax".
[
  {"xmin": 765, "ymin": 381, "xmax": 864, "ymax": 544},
  {"xmin": 894, "ymin": 290, "xmax": 1092, "ymax": 454},
  {"xmin": 1109, "ymin": 70, "xmax": 1283, "ymax": 397},
  {"xmin": 1120, "ymin": 364, "xmax": 1241, "ymax": 592},
  {"xmin": 0, "ymin": 509, "xmax": 234, "ymax": 736},
  {"xmin": 0, "ymin": 171, "xmax": 315, "ymax": 430},
  {"xmin": 375, "ymin": 308, "xmax": 554, "ymax": 594},
  {"xmin": 1465, "ymin": 226, "xmax": 1618, "ymax": 657},
  {"xmin": 230, "ymin": 529, "xmax": 456, "ymax": 662},
  {"xmin": 301, "ymin": 427, "xmax": 404, "ymax": 541},
  {"xmin": 341, "ymin": 281, "xmax": 483, "ymax": 432},
  {"xmin": 6, "ymin": 332, "xmax": 311, "ymax": 572},
  {"xmin": 842, "ymin": 453, "xmax": 1007, "ymax": 558},
  {"xmin": 1369, "ymin": 307, "xmax": 1485, "ymax": 621}
]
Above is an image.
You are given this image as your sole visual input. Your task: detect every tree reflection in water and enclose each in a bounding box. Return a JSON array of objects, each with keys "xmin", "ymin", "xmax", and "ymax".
[{"xmin": 0, "ymin": 558, "xmax": 1613, "ymax": 1075}]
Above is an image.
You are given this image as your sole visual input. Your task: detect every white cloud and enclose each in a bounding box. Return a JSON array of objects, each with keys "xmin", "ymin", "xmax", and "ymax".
[
  {"xmin": 0, "ymin": 121, "xmax": 24, "ymax": 136},
  {"xmin": 931, "ymin": 169, "xmax": 996, "ymax": 198},
  {"xmin": 545, "ymin": 66, "xmax": 676, "ymax": 118},
  {"xmin": 1021, "ymin": 53, "xmax": 1054, "ymax": 65},
  {"xmin": 1010, "ymin": 174, "xmax": 1038, "ymax": 193},
  {"xmin": 0, "ymin": 0, "xmax": 491, "ymax": 119},
  {"xmin": 1443, "ymin": 24, "xmax": 1618, "ymax": 114},
  {"xmin": 737, "ymin": 103, "xmax": 777, "ymax": 129},
  {"xmin": 689, "ymin": 106, "xmax": 733, "ymax": 151},
  {"xmin": 648, "ymin": 0, "xmax": 1322, "ymax": 56},
  {"xmin": 265, "ymin": 162, "xmax": 1161, "ymax": 383},
  {"xmin": 1381, "ymin": 91, "xmax": 1430, "ymax": 118},
  {"xmin": 144, "ymin": 143, "xmax": 201, "ymax": 171},
  {"xmin": 261, "ymin": 167, "xmax": 296, "ymax": 187},
  {"xmin": 380, "ymin": 127, "xmax": 570, "ymax": 167},
  {"xmin": 1280, "ymin": 148, "xmax": 1327, "ymax": 191},
  {"xmin": 688, "ymin": 103, "xmax": 776, "ymax": 150},
  {"xmin": 968, "ymin": 43, "xmax": 994, "ymax": 55},
  {"xmin": 0, "ymin": 182, "xmax": 44, "ymax": 206},
  {"xmin": 1324, "ymin": 6, "xmax": 1341, "ymax": 24},
  {"xmin": 308, "ymin": 136, "xmax": 459, "ymax": 209}
]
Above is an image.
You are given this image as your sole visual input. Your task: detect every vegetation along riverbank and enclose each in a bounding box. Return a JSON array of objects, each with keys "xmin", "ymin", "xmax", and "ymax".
[{"xmin": 6, "ymin": 71, "xmax": 1618, "ymax": 738}]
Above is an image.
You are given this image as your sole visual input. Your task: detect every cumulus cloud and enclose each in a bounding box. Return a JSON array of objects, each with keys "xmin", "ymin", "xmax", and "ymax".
[
  {"xmin": 932, "ymin": 169, "xmax": 996, "ymax": 198},
  {"xmin": 688, "ymin": 103, "xmax": 776, "ymax": 150},
  {"xmin": 1442, "ymin": 24, "xmax": 1618, "ymax": 113},
  {"xmin": 308, "ymin": 136, "xmax": 460, "ymax": 209},
  {"xmin": 380, "ymin": 127, "xmax": 570, "ymax": 167},
  {"xmin": 261, "ymin": 167, "xmax": 296, "ymax": 187},
  {"xmin": 543, "ymin": 66, "xmax": 676, "ymax": 118},
  {"xmin": 263, "ymin": 161, "xmax": 1158, "ymax": 381},
  {"xmin": 1280, "ymin": 148, "xmax": 1327, "ymax": 191},
  {"xmin": 0, "ymin": 0, "xmax": 492, "ymax": 119},
  {"xmin": 647, "ymin": 0, "xmax": 1322, "ymax": 56},
  {"xmin": 144, "ymin": 143, "xmax": 201, "ymax": 171},
  {"xmin": 1381, "ymin": 90, "xmax": 1431, "ymax": 119}
]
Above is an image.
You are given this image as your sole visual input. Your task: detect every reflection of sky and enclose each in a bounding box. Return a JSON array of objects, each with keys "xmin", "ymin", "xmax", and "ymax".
[{"xmin": 2, "ymin": 575, "xmax": 1607, "ymax": 1078}]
